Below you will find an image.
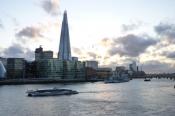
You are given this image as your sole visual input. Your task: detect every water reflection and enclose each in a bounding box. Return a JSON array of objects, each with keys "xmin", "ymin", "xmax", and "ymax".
[{"xmin": 0, "ymin": 79, "xmax": 175, "ymax": 116}]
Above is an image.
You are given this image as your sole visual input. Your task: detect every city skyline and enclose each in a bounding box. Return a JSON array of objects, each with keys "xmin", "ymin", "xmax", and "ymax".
[{"xmin": 1, "ymin": 0, "xmax": 175, "ymax": 73}]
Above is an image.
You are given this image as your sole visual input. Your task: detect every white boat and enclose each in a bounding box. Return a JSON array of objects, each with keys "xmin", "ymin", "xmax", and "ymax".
[{"xmin": 27, "ymin": 88, "xmax": 78, "ymax": 97}]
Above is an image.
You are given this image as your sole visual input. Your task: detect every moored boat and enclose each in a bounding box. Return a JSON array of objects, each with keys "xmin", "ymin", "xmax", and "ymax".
[{"xmin": 105, "ymin": 71, "xmax": 130, "ymax": 83}]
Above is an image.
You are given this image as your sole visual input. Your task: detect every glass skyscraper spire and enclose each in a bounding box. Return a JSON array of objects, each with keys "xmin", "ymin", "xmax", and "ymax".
[{"xmin": 58, "ymin": 10, "xmax": 72, "ymax": 61}]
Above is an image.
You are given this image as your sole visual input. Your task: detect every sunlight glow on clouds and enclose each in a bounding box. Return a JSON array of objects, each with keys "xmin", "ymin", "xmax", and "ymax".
[{"xmin": 1, "ymin": 0, "xmax": 175, "ymax": 73}]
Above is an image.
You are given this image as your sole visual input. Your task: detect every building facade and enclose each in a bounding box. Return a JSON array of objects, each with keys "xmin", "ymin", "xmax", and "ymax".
[
  {"xmin": 72, "ymin": 57, "xmax": 78, "ymax": 61},
  {"xmin": 129, "ymin": 61, "xmax": 137, "ymax": 72},
  {"xmin": 85, "ymin": 61, "xmax": 98, "ymax": 70},
  {"xmin": 97, "ymin": 68, "xmax": 112, "ymax": 80},
  {"xmin": 25, "ymin": 61, "xmax": 37, "ymax": 78},
  {"xmin": 85, "ymin": 67, "xmax": 97, "ymax": 80},
  {"xmin": 35, "ymin": 46, "xmax": 53, "ymax": 61},
  {"xmin": 36, "ymin": 59, "xmax": 85, "ymax": 79},
  {"xmin": 0, "ymin": 57, "xmax": 7, "ymax": 68},
  {"xmin": 6, "ymin": 58, "xmax": 25, "ymax": 79}
]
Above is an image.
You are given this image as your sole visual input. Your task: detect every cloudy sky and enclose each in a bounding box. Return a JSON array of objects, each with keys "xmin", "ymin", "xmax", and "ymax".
[{"xmin": 1, "ymin": 0, "xmax": 175, "ymax": 73}]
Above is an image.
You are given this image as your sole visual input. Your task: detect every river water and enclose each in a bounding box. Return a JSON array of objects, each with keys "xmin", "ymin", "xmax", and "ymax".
[{"xmin": 0, "ymin": 79, "xmax": 175, "ymax": 116}]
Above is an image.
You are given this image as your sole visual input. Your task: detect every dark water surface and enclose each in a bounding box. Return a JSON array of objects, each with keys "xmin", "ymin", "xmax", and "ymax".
[{"xmin": 0, "ymin": 79, "xmax": 175, "ymax": 116}]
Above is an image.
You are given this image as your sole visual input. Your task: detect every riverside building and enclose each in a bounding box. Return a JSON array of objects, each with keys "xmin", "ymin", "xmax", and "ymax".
[
  {"xmin": 97, "ymin": 67, "xmax": 112, "ymax": 80},
  {"xmin": 35, "ymin": 46, "xmax": 53, "ymax": 61},
  {"xmin": 0, "ymin": 61, "xmax": 6, "ymax": 78},
  {"xmin": 6, "ymin": 58, "xmax": 25, "ymax": 79},
  {"xmin": 0, "ymin": 57, "xmax": 7, "ymax": 68},
  {"xmin": 36, "ymin": 11, "xmax": 86, "ymax": 80},
  {"xmin": 85, "ymin": 61, "xmax": 98, "ymax": 70},
  {"xmin": 37, "ymin": 59, "xmax": 85, "ymax": 79}
]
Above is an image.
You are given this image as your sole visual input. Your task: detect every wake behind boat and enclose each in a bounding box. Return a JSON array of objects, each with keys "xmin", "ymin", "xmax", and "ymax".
[{"xmin": 26, "ymin": 88, "xmax": 78, "ymax": 97}]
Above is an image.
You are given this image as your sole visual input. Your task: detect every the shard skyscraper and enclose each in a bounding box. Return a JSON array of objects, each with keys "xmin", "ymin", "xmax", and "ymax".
[{"xmin": 58, "ymin": 11, "xmax": 72, "ymax": 61}]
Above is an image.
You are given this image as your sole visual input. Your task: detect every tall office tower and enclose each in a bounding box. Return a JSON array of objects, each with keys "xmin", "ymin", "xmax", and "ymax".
[{"xmin": 58, "ymin": 10, "xmax": 72, "ymax": 61}]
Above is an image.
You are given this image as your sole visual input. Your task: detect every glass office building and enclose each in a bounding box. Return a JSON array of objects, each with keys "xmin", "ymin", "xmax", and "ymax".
[
  {"xmin": 37, "ymin": 59, "xmax": 85, "ymax": 80},
  {"xmin": 0, "ymin": 61, "xmax": 6, "ymax": 78},
  {"xmin": 6, "ymin": 58, "xmax": 25, "ymax": 79}
]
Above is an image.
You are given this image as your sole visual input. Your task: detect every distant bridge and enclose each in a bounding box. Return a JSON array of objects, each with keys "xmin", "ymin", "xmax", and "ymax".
[
  {"xmin": 145, "ymin": 73, "xmax": 175, "ymax": 80},
  {"xmin": 132, "ymin": 73, "xmax": 175, "ymax": 80}
]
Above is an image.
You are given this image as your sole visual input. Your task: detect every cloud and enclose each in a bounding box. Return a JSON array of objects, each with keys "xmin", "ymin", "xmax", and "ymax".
[
  {"xmin": 0, "ymin": 23, "xmax": 3, "ymax": 29},
  {"xmin": 161, "ymin": 51, "xmax": 175, "ymax": 59},
  {"xmin": 1, "ymin": 43, "xmax": 34, "ymax": 61},
  {"xmin": 166, "ymin": 52, "xmax": 175, "ymax": 59},
  {"xmin": 12, "ymin": 17, "xmax": 20, "ymax": 27},
  {"xmin": 99, "ymin": 38, "xmax": 114, "ymax": 47},
  {"xmin": 41, "ymin": 0, "xmax": 60, "ymax": 16},
  {"xmin": 15, "ymin": 20, "xmax": 60, "ymax": 44},
  {"xmin": 72, "ymin": 47, "xmax": 82, "ymax": 55},
  {"xmin": 108, "ymin": 47, "xmax": 118, "ymax": 56},
  {"xmin": 16, "ymin": 26, "xmax": 43, "ymax": 39},
  {"xmin": 72, "ymin": 47, "xmax": 98, "ymax": 60},
  {"xmin": 0, "ymin": 19, "xmax": 4, "ymax": 29},
  {"xmin": 121, "ymin": 23, "xmax": 141, "ymax": 32},
  {"xmin": 143, "ymin": 60, "xmax": 175, "ymax": 73},
  {"xmin": 108, "ymin": 34, "xmax": 157, "ymax": 57},
  {"xmin": 155, "ymin": 23, "xmax": 175, "ymax": 40},
  {"xmin": 87, "ymin": 52, "xmax": 97, "ymax": 59}
]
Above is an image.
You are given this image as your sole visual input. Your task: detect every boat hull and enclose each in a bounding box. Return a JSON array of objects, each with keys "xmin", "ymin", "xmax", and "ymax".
[{"xmin": 27, "ymin": 88, "xmax": 78, "ymax": 97}]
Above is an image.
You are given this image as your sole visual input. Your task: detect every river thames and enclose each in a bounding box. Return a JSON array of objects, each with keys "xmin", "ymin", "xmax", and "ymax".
[{"xmin": 0, "ymin": 79, "xmax": 175, "ymax": 116}]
